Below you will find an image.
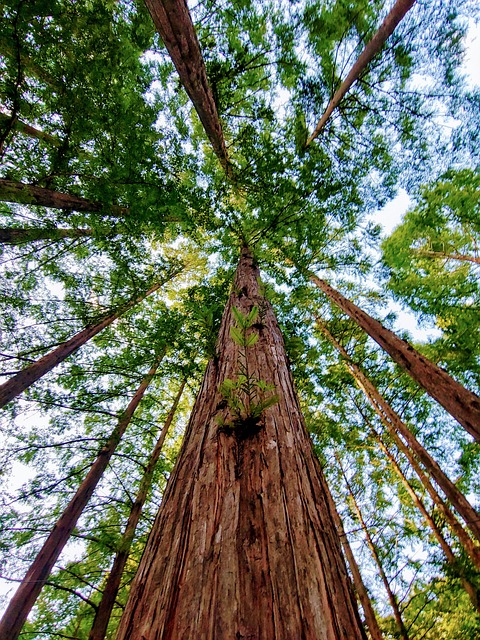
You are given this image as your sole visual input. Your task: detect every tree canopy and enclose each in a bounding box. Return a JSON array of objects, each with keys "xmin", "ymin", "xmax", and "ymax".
[{"xmin": 0, "ymin": 0, "xmax": 479, "ymax": 638}]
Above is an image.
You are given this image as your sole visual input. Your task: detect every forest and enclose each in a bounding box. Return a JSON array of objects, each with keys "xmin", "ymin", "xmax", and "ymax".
[{"xmin": 0, "ymin": 0, "xmax": 479, "ymax": 638}]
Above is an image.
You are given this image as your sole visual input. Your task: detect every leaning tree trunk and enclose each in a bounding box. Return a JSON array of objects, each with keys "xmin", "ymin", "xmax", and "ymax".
[
  {"xmin": 116, "ymin": 246, "xmax": 366, "ymax": 639},
  {"xmin": 326, "ymin": 488, "xmax": 384, "ymax": 640},
  {"xmin": 310, "ymin": 274, "xmax": 480, "ymax": 443},
  {"xmin": 0, "ymin": 354, "xmax": 163, "ymax": 640},
  {"xmin": 414, "ymin": 249, "xmax": 480, "ymax": 265},
  {"xmin": 0, "ymin": 281, "xmax": 165, "ymax": 409},
  {"xmin": 338, "ymin": 456, "xmax": 410, "ymax": 640},
  {"xmin": 0, "ymin": 226, "xmax": 93, "ymax": 244},
  {"xmin": 316, "ymin": 320, "xmax": 480, "ymax": 546},
  {"xmin": 89, "ymin": 379, "xmax": 186, "ymax": 640},
  {"xmin": 0, "ymin": 178, "xmax": 129, "ymax": 216},
  {"xmin": 306, "ymin": 0, "xmax": 416, "ymax": 144},
  {"xmin": 371, "ymin": 425, "xmax": 480, "ymax": 612},
  {"xmin": 0, "ymin": 112, "xmax": 62, "ymax": 147},
  {"xmin": 144, "ymin": 0, "xmax": 231, "ymax": 177}
]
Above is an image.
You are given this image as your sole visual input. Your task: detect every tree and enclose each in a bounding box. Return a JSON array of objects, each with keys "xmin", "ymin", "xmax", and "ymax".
[{"xmin": 1, "ymin": 0, "xmax": 479, "ymax": 638}]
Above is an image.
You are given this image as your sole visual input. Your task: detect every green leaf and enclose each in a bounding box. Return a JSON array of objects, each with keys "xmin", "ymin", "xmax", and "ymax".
[
  {"xmin": 230, "ymin": 325, "xmax": 245, "ymax": 346},
  {"xmin": 245, "ymin": 332, "xmax": 259, "ymax": 348}
]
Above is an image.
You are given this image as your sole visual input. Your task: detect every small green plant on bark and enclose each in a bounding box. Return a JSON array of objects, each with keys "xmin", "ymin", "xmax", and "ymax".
[{"xmin": 217, "ymin": 305, "xmax": 278, "ymax": 436}]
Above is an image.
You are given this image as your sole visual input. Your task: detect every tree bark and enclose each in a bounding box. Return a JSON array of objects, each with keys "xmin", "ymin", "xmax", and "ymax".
[
  {"xmin": 0, "ymin": 281, "xmax": 164, "ymax": 409},
  {"xmin": 338, "ymin": 455, "xmax": 410, "ymax": 640},
  {"xmin": 116, "ymin": 246, "xmax": 366, "ymax": 639},
  {"xmin": 0, "ymin": 226, "xmax": 93, "ymax": 244},
  {"xmin": 316, "ymin": 320, "xmax": 480, "ymax": 548},
  {"xmin": 0, "ymin": 179, "xmax": 129, "ymax": 216},
  {"xmin": 0, "ymin": 354, "xmax": 164, "ymax": 640},
  {"xmin": 414, "ymin": 249, "xmax": 480, "ymax": 265},
  {"xmin": 144, "ymin": 0, "xmax": 231, "ymax": 177},
  {"xmin": 371, "ymin": 425, "xmax": 480, "ymax": 613},
  {"xmin": 306, "ymin": 0, "xmax": 416, "ymax": 144},
  {"xmin": 88, "ymin": 379, "xmax": 186, "ymax": 640},
  {"xmin": 310, "ymin": 274, "xmax": 480, "ymax": 443},
  {"xmin": 0, "ymin": 112, "xmax": 62, "ymax": 147},
  {"xmin": 326, "ymin": 488, "xmax": 384, "ymax": 640}
]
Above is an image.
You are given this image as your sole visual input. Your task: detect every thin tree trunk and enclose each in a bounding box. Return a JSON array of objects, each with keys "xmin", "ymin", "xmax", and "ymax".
[
  {"xmin": 144, "ymin": 0, "xmax": 231, "ymax": 177},
  {"xmin": 326, "ymin": 487, "xmax": 384, "ymax": 640},
  {"xmin": 89, "ymin": 379, "xmax": 186, "ymax": 640},
  {"xmin": 371, "ymin": 425, "xmax": 480, "ymax": 612},
  {"xmin": 310, "ymin": 274, "xmax": 480, "ymax": 443},
  {"xmin": 116, "ymin": 246, "xmax": 366, "ymax": 639},
  {"xmin": 0, "ymin": 34, "xmax": 61, "ymax": 89},
  {"xmin": 0, "ymin": 226, "xmax": 93, "ymax": 244},
  {"xmin": 0, "ymin": 112, "xmax": 62, "ymax": 147},
  {"xmin": 306, "ymin": 0, "xmax": 416, "ymax": 144},
  {"xmin": 337, "ymin": 455, "xmax": 410, "ymax": 640},
  {"xmin": 0, "ymin": 179, "xmax": 129, "ymax": 216},
  {"xmin": 316, "ymin": 320, "xmax": 480, "ymax": 548},
  {"xmin": 0, "ymin": 281, "xmax": 165, "ymax": 409},
  {"xmin": 414, "ymin": 249, "xmax": 480, "ymax": 265},
  {"xmin": 0, "ymin": 354, "xmax": 164, "ymax": 640}
]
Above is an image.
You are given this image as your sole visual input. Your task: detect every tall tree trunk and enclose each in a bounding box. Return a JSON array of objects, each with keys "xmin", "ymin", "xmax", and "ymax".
[
  {"xmin": 310, "ymin": 274, "xmax": 480, "ymax": 443},
  {"xmin": 316, "ymin": 320, "xmax": 480, "ymax": 548},
  {"xmin": 116, "ymin": 246, "xmax": 366, "ymax": 639},
  {"xmin": 0, "ymin": 34, "xmax": 61, "ymax": 89},
  {"xmin": 0, "ymin": 112, "xmax": 62, "ymax": 147},
  {"xmin": 371, "ymin": 424, "xmax": 480, "ymax": 612},
  {"xmin": 414, "ymin": 249, "xmax": 480, "ymax": 265},
  {"xmin": 89, "ymin": 379, "xmax": 186, "ymax": 640},
  {"xmin": 0, "ymin": 354, "xmax": 164, "ymax": 640},
  {"xmin": 0, "ymin": 281, "xmax": 165, "ymax": 409},
  {"xmin": 144, "ymin": 0, "xmax": 231, "ymax": 177},
  {"xmin": 306, "ymin": 0, "xmax": 416, "ymax": 144},
  {"xmin": 326, "ymin": 487, "xmax": 385, "ymax": 640},
  {"xmin": 0, "ymin": 226, "xmax": 93, "ymax": 244},
  {"xmin": 0, "ymin": 178, "xmax": 129, "ymax": 216},
  {"xmin": 337, "ymin": 456, "xmax": 410, "ymax": 640}
]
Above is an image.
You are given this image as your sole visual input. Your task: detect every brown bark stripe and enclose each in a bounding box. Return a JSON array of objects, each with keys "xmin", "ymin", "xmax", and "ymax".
[
  {"xmin": 144, "ymin": 0, "xmax": 231, "ymax": 177},
  {"xmin": 116, "ymin": 246, "xmax": 366, "ymax": 639},
  {"xmin": 311, "ymin": 274, "xmax": 480, "ymax": 443},
  {"xmin": 0, "ymin": 355, "xmax": 163, "ymax": 640},
  {"xmin": 306, "ymin": 0, "xmax": 416, "ymax": 144}
]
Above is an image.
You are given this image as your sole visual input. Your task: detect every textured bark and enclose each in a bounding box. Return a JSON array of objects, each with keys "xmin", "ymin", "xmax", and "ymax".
[
  {"xmin": 0, "ymin": 282, "xmax": 163, "ymax": 408},
  {"xmin": 0, "ymin": 179, "xmax": 129, "ymax": 216},
  {"xmin": 372, "ymin": 427, "xmax": 480, "ymax": 612},
  {"xmin": 311, "ymin": 274, "xmax": 480, "ymax": 443},
  {"xmin": 144, "ymin": 0, "xmax": 231, "ymax": 177},
  {"xmin": 0, "ymin": 355, "xmax": 163, "ymax": 640},
  {"xmin": 306, "ymin": 0, "xmax": 416, "ymax": 144},
  {"xmin": 117, "ymin": 246, "xmax": 366, "ymax": 640},
  {"xmin": 316, "ymin": 321, "xmax": 480, "ymax": 550},
  {"xmin": 338, "ymin": 456, "xmax": 410, "ymax": 640},
  {"xmin": 0, "ymin": 226, "xmax": 93, "ymax": 244},
  {"xmin": 326, "ymin": 489, "xmax": 384, "ymax": 640},
  {"xmin": 0, "ymin": 112, "xmax": 62, "ymax": 147},
  {"xmin": 89, "ymin": 380, "xmax": 186, "ymax": 640}
]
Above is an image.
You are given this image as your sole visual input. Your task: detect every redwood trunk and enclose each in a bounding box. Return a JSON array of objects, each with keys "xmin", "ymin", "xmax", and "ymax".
[
  {"xmin": 0, "ymin": 226, "xmax": 93, "ymax": 244},
  {"xmin": 0, "ymin": 355, "xmax": 163, "ymax": 640},
  {"xmin": 338, "ymin": 456, "xmax": 409, "ymax": 640},
  {"xmin": 89, "ymin": 380, "xmax": 186, "ymax": 640},
  {"xmin": 144, "ymin": 0, "xmax": 231, "ymax": 177},
  {"xmin": 311, "ymin": 274, "xmax": 480, "ymax": 442},
  {"xmin": 0, "ymin": 282, "xmax": 163, "ymax": 408},
  {"xmin": 0, "ymin": 179, "xmax": 129, "ymax": 216},
  {"xmin": 306, "ymin": 0, "xmax": 416, "ymax": 144},
  {"xmin": 326, "ymin": 489, "xmax": 384, "ymax": 640},
  {"xmin": 372, "ymin": 426, "xmax": 480, "ymax": 612},
  {"xmin": 116, "ymin": 247, "xmax": 366, "ymax": 639},
  {"xmin": 316, "ymin": 321, "xmax": 480, "ymax": 548},
  {"xmin": 415, "ymin": 249, "xmax": 480, "ymax": 265},
  {"xmin": 0, "ymin": 112, "xmax": 62, "ymax": 147}
]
